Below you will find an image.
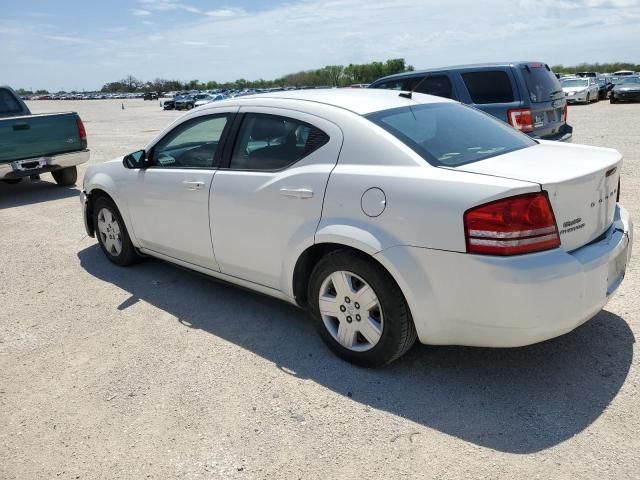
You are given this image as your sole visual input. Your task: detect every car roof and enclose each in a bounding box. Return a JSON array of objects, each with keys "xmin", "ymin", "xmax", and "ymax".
[
  {"xmin": 199, "ymin": 88, "xmax": 454, "ymax": 115},
  {"xmin": 373, "ymin": 61, "xmax": 549, "ymax": 82}
]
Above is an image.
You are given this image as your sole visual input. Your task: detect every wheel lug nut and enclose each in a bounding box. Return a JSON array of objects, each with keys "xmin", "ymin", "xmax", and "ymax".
[
  {"xmin": 354, "ymin": 302, "xmax": 360, "ymax": 309},
  {"xmin": 340, "ymin": 305, "xmax": 346, "ymax": 312},
  {"xmin": 345, "ymin": 297, "xmax": 351, "ymax": 304},
  {"xmin": 346, "ymin": 316, "xmax": 352, "ymax": 323},
  {"xmin": 356, "ymin": 314, "xmax": 361, "ymax": 321}
]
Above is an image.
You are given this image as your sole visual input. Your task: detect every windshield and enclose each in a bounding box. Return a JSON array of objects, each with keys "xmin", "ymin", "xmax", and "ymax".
[
  {"xmin": 619, "ymin": 77, "xmax": 640, "ymax": 85},
  {"xmin": 366, "ymin": 103, "xmax": 535, "ymax": 167},
  {"xmin": 561, "ymin": 79, "xmax": 588, "ymax": 88},
  {"xmin": 522, "ymin": 64, "xmax": 563, "ymax": 102}
]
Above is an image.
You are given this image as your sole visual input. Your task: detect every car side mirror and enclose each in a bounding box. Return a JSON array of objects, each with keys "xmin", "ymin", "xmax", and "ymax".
[{"xmin": 123, "ymin": 150, "xmax": 147, "ymax": 169}]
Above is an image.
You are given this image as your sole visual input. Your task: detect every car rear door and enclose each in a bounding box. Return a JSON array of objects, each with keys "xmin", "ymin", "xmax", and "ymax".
[{"xmin": 209, "ymin": 107, "xmax": 343, "ymax": 290}]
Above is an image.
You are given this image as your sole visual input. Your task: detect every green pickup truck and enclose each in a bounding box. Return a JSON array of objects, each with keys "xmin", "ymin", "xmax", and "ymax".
[{"xmin": 0, "ymin": 85, "xmax": 89, "ymax": 186}]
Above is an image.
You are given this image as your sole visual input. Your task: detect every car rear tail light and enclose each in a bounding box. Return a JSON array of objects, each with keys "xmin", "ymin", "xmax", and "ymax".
[
  {"xmin": 507, "ymin": 108, "xmax": 534, "ymax": 133},
  {"xmin": 464, "ymin": 192, "xmax": 561, "ymax": 256},
  {"xmin": 76, "ymin": 116, "xmax": 87, "ymax": 149}
]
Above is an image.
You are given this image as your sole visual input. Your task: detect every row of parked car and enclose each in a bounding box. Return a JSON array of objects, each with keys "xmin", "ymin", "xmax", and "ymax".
[{"xmin": 558, "ymin": 71, "xmax": 640, "ymax": 104}]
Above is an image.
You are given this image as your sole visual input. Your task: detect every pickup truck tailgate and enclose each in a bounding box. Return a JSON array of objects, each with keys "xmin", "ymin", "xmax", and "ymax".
[{"xmin": 0, "ymin": 112, "xmax": 84, "ymax": 163}]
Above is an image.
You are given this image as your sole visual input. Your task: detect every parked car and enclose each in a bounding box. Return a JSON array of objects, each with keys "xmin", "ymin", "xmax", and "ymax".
[
  {"xmin": 194, "ymin": 94, "xmax": 227, "ymax": 107},
  {"xmin": 174, "ymin": 94, "xmax": 195, "ymax": 110},
  {"xmin": 610, "ymin": 76, "xmax": 640, "ymax": 103},
  {"xmin": 369, "ymin": 62, "xmax": 572, "ymax": 142},
  {"xmin": 613, "ymin": 70, "xmax": 635, "ymax": 77},
  {"xmin": 80, "ymin": 89, "xmax": 632, "ymax": 366},
  {"xmin": 596, "ymin": 77, "xmax": 612, "ymax": 99},
  {"xmin": 143, "ymin": 92, "xmax": 158, "ymax": 101},
  {"xmin": 560, "ymin": 77, "xmax": 599, "ymax": 104},
  {"xmin": 0, "ymin": 85, "xmax": 89, "ymax": 185}
]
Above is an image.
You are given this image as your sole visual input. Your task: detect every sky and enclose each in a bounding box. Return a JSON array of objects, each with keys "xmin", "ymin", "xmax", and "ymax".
[{"xmin": 2, "ymin": 0, "xmax": 639, "ymax": 91}]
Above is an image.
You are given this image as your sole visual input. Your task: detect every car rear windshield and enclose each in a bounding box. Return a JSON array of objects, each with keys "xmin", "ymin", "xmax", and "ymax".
[
  {"xmin": 366, "ymin": 103, "xmax": 535, "ymax": 167},
  {"xmin": 0, "ymin": 89, "xmax": 23, "ymax": 115},
  {"xmin": 522, "ymin": 64, "xmax": 563, "ymax": 102},
  {"xmin": 561, "ymin": 79, "xmax": 589, "ymax": 88}
]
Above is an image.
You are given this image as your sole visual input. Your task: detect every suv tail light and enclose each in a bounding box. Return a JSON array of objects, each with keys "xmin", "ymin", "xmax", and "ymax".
[
  {"xmin": 464, "ymin": 192, "xmax": 560, "ymax": 256},
  {"xmin": 76, "ymin": 116, "xmax": 87, "ymax": 149},
  {"xmin": 507, "ymin": 108, "xmax": 534, "ymax": 133}
]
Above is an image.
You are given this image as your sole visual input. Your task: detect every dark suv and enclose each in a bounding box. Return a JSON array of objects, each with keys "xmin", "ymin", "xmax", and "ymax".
[{"xmin": 369, "ymin": 62, "xmax": 572, "ymax": 142}]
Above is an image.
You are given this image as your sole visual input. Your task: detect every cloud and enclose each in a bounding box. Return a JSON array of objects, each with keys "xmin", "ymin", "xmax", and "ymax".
[
  {"xmin": 181, "ymin": 40, "xmax": 206, "ymax": 46},
  {"xmin": 43, "ymin": 34, "xmax": 91, "ymax": 44},
  {"xmin": 141, "ymin": 20, "xmax": 154, "ymax": 25},
  {"xmin": 130, "ymin": 9, "xmax": 152, "ymax": 16},
  {"xmin": 205, "ymin": 9, "xmax": 242, "ymax": 17},
  {"xmin": 136, "ymin": 1, "xmax": 200, "ymax": 14}
]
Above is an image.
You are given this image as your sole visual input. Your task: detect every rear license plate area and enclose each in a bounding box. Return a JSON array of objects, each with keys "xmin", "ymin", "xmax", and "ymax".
[
  {"xmin": 12, "ymin": 158, "xmax": 47, "ymax": 171},
  {"xmin": 534, "ymin": 113, "xmax": 544, "ymax": 127}
]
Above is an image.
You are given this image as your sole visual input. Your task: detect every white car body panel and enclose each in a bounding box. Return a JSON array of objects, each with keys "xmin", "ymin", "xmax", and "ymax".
[{"xmin": 82, "ymin": 89, "xmax": 633, "ymax": 349}]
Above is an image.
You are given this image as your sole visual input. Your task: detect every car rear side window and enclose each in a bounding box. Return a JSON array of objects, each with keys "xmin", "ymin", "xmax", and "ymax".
[
  {"xmin": 0, "ymin": 89, "xmax": 23, "ymax": 115},
  {"xmin": 366, "ymin": 103, "xmax": 535, "ymax": 167},
  {"xmin": 462, "ymin": 71, "xmax": 514, "ymax": 104},
  {"xmin": 413, "ymin": 75, "xmax": 454, "ymax": 99},
  {"xmin": 229, "ymin": 114, "xmax": 329, "ymax": 171}
]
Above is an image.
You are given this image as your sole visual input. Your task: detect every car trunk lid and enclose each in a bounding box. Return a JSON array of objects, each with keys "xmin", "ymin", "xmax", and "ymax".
[{"xmin": 454, "ymin": 141, "xmax": 621, "ymax": 252}]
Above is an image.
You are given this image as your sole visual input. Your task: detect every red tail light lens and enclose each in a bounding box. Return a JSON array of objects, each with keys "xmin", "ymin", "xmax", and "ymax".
[
  {"xmin": 507, "ymin": 108, "xmax": 534, "ymax": 133},
  {"xmin": 464, "ymin": 192, "xmax": 561, "ymax": 256},
  {"xmin": 76, "ymin": 116, "xmax": 87, "ymax": 149}
]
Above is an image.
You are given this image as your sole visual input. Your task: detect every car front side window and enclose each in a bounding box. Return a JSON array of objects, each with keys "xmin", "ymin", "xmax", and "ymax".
[
  {"xmin": 229, "ymin": 113, "xmax": 329, "ymax": 171},
  {"xmin": 151, "ymin": 114, "xmax": 229, "ymax": 169}
]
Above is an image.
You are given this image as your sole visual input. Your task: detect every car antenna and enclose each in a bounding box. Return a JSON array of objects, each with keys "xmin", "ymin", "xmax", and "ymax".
[{"xmin": 399, "ymin": 74, "xmax": 429, "ymax": 100}]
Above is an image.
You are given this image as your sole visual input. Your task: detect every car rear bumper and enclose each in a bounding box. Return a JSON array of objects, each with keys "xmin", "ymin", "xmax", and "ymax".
[
  {"xmin": 533, "ymin": 123, "xmax": 573, "ymax": 143},
  {"xmin": 377, "ymin": 204, "xmax": 632, "ymax": 347},
  {"xmin": 0, "ymin": 149, "xmax": 90, "ymax": 180}
]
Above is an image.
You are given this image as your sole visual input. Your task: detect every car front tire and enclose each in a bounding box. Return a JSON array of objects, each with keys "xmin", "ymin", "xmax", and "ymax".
[
  {"xmin": 52, "ymin": 166, "xmax": 77, "ymax": 186},
  {"xmin": 308, "ymin": 250, "xmax": 417, "ymax": 367},
  {"xmin": 93, "ymin": 196, "xmax": 140, "ymax": 266}
]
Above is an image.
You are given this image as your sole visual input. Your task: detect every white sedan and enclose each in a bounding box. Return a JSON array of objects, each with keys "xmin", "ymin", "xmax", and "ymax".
[{"xmin": 81, "ymin": 89, "xmax": 633, "ymax": 366}]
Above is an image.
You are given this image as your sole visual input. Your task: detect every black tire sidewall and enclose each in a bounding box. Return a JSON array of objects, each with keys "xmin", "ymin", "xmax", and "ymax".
[
  {"xmin": 93, "ymin": 197, "xmax": 138, "ymax": 266},
  {"xmin": 308, "ymin": 251, "xmax": 413, "ymax": 367}
]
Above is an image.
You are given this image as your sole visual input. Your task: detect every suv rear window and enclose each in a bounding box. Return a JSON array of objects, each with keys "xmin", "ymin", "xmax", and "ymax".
[
  {"xmin": 366, "ymin": 103, "xmax": 535, "ymax": 167},
  {"xmin": 0, "ymin": 89, "xmax": 23, "ymax": 115},
  {"xmin": 462, "ymin": 71, "xmax": 514, "ymax": 104},
  {"xmin": 522, "ymin": 65, "xmax": 563, "ymax": 102}
]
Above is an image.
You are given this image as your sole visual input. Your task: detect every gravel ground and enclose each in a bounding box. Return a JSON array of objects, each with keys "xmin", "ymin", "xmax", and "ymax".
[{"xmin": 1, "ymin": 99, "xmax": 639, "ymax": 479}]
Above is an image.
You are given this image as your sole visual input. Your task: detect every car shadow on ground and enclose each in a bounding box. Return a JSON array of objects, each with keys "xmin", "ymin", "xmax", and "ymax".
[
  {"xmin": 0, "ymin": 179, "xmax": 78, "ymax": 209},
  {"xmin": 78, "ymin": 245, "xmax": 634, "ymax": 454}
]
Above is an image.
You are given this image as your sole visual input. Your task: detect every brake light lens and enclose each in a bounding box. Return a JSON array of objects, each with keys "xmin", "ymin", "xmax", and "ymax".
[
  {"xmin": 507, "ymin": 108, "xmax": 534, "ymax": 133},
  {"xmin": 464, "ymin": 192, "xmax": 561, "ymax": 256},
  {"xmin": 76, "ymin": 116, "xmax": 87, "ymax": 149}
]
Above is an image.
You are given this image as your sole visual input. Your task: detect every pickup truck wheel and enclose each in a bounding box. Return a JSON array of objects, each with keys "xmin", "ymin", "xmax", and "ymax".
[
  {"xmin": 308, "ymin": 250, "xmax": 417, "ymax": 367},
  {"xmin": 52, "ymin": 166, "xmax": 77, "ymax": 186},
  {"xmin": 93, "ymin": 197, "xmax": 140, "ymax": 266}
]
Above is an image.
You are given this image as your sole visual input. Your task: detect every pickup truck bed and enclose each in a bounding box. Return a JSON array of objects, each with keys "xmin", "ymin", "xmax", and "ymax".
[{"xmin": 0, "ymin": 86, "xmax": 89, "ymax": 186}]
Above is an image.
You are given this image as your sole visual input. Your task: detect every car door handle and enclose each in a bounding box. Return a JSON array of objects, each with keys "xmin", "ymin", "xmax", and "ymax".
[
  {"xmin": 279, "ymin": 188, "xmax": 313, "ymax": 199},
  {"xmin": 183, "ymin": 180, "xmax": 205, "ymax": 190}
]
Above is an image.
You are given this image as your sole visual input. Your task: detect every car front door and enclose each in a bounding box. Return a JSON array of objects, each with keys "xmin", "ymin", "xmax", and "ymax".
[
  {"xmin": 209, "ymin": 107, "xmax": 343, "ymax": 290},
  {"xmin": 126, "ymin": 111, "xmax": 235, "ymax": 270}
]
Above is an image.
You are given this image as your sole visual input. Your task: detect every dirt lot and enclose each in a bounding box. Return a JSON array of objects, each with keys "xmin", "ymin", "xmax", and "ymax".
[{"xmin": 1, "ymin": 99, "xmax": 639, "ymax": 479}]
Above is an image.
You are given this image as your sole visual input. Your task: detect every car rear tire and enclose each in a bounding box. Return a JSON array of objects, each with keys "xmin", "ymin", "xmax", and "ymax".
[
  {"xmin": 610, "ymin": 97, "xmax": 617, "ymax": 104},
  {"xmin": 93, "ymin": 196, "xmax": 140, "ymax": 266},
  {"xmin": 585, "ymin": 93, "xmax": 590, "ymax": 104},
  {"xmin": 52, "ymin": 166, "xmax": 77, "ymax": 186},
  {"xmin": 308, "ymin": 250, "xmax": 417, "ymax": 367}
]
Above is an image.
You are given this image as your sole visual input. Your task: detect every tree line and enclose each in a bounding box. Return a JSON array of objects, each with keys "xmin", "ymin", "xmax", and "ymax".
[
  {"xmin": 99, "ymin": 58, "xmax": 415, "ymax": 93},
  {"xmin": 550, "ymin": 62, "xmax": 640, "ymax": 74}
]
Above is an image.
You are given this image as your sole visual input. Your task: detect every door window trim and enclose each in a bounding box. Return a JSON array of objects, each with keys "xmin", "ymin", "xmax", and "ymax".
[
  {"xmin": 217, "ymin": 112, "xmax": 331, "ymax": 172},
  {"xmin": 147, "ymin": 112, "xmax": 235, "ymax": 170}
]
